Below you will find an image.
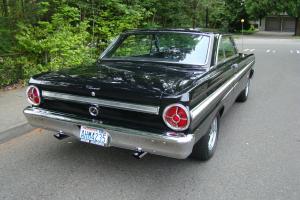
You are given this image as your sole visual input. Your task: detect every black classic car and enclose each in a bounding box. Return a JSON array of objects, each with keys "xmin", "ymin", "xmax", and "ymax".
[{"xmin": 24, "ymin": 29, "xmax": 255, "ymax": 161}]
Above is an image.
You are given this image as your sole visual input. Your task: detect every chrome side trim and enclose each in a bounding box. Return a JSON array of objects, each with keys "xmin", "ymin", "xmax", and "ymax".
[
  {"xmin": 190, "ymin": 60, "xmax": 254, "ymax": 120},
  {"xmin": 42, "ymin": 91, "xmax": 160, "ymax": 115},
  {"xmin": 222, "ymin": 82, "xmax": 238, "ymax": 101},
  {"xmin": 24, "ymin": 107, "xmax": 195, "ymax": 159}
]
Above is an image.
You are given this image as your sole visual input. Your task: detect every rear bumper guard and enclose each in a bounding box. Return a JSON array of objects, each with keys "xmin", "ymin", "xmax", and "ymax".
[{"xmin": 23, "ymin": 107, "xmax": 195, "ymax": 159}]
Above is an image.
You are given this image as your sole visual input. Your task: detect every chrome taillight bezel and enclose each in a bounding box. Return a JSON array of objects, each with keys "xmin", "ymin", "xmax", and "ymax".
[
  {"xmin": 26, "ymin": 85, "xmax": 41, "ymax": 106},
  {"xmin": 162, "ymin": 103, "xmax": 191, "ymax": 131}
]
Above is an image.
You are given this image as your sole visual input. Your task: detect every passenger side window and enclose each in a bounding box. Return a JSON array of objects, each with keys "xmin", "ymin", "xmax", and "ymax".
[{"xmin": 217, "ymin": 36, "xmax": 237, "ymax": 64}]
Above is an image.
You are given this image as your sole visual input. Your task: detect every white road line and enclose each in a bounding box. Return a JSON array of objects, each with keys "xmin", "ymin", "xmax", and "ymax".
[
  {"xmin": 297, "ymin": 50, "xmax": 300, "ymax": 54},
  {"xmin": 266, "ymin": 49, "xmax": 271, "ymax": 53},
  {"xmin": 250, "ymin": 49, "xmax": 255, "ymax": 52},
  {"xmin": 290, "ymin": 50, "xmax": 294, "ymax": 54},
  {"xmin": 272, "ymin": 50, "xmax": 276, "ymax": 53},
  {"xmin": 244, "ymin": 49, "xmax": 249, "ymax": 52}
]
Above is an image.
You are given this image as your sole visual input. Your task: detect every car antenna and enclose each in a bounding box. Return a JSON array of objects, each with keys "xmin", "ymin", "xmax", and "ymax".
[{"xmin": 241, "ymin": 19, "xmax": 245, "ymax": 57}]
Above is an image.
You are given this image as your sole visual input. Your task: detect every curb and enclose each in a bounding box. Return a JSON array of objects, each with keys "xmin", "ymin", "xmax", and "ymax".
[{"xmin": 0, "ymin": 122, "xmax": 34, "ymax": 144}]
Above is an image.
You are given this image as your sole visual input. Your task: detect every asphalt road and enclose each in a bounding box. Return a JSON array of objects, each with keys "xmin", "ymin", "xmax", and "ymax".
[{"xmin": 1, "ymin": 35, "xmax": 300, "ymax": 200}]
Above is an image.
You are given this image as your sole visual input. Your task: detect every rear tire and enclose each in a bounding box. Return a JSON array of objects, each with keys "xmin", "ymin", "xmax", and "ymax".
[
  {"xmin": 236, "ymin": 78, "xmax": 250, "ymax": 102},
  {"xmin": 190, "ymin": 114, "xmax": 220, "ymax": 161}
]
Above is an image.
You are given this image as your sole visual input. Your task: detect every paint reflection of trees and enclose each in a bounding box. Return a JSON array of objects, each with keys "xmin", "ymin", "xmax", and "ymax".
[{"xmin": 109, "ymin": 33, "xmax": 209, "ymax": 65}]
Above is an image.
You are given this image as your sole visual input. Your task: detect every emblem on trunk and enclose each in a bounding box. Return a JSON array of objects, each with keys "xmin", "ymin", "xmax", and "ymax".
[
  {"xmin": 86, "ymin": 85, "xmax": 101, "ymax": 90},
  {"xmin": 89, "ymin": 106, "xmax": 99, "ymax": 116},
  {"xmin": 91, "ymin": 91, "xmax": 96, "ymax": 96}
]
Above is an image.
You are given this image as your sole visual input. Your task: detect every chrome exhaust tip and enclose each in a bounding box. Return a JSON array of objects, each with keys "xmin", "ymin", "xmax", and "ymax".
[
  {"xmin": 133, "ymin": 147, "xmax": 147, "ymax": 159},
  {"xmin": 53, "ymin": 131, "xmax": 69, "ymax": 140}
]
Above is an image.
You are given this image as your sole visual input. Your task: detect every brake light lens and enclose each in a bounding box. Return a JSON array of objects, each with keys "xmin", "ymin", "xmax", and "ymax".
[
  {"xmin": 163, "ymin": 104, "xmax": 190, "ymax": 131},
  {"xmin": 26, "ymin": 85, "xmax": 41, "ymax": 106}
]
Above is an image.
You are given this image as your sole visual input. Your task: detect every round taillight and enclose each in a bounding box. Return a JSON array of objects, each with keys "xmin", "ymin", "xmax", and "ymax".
[
  {"xmin": 26, "ymin": 85, "xmax": 41, "ymax": 106},
  {"xmin": 163, "ymin": 104, "xmax": 190, "ymax": 131}
]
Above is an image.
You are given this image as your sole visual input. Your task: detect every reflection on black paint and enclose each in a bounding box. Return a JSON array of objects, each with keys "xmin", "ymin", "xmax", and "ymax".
[{"xmin": 33, "ymin": 60, "xmax": 207, "ymax": 99}]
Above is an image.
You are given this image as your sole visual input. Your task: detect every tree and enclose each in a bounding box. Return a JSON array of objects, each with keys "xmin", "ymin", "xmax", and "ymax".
[
  {"xmin": 245, "ymin": 0, "xmax": 271, "ymax": 26},
  {"xmin": 245, "ymin": 0, "xmax": 300, "ymax": 36},
  {"xmin": 285, "ymin": 0, "xmax": 300, "ymax": 36},
  {"xmin": 7, "ymin": 0, "xmax": 295, "ymax": 87},
  {"xmin": 2, "ymin": 0, "xmax": 8, "ymax": 17},
  {"xmin": 207, "ymin": 0, "xmax": 250, "ymax": 32}
]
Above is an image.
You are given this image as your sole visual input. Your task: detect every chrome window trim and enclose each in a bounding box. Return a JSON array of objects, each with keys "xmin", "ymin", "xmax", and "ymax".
[
  {"xmin": 203, "ymin": 35, "xmax": 213, "ymax": 66},
  {"xmin": 190, "ymin": 60, "xmax": 254, "ymax": 120},
  {"xmin": 215, "ymin": 35, "xmax": 222, "ymax": 65},
  {"xmin": 211, "ymin": 54, "xmax": 239, "ymax": 71},
  {"xmin": 42, "ymin": 91, "xmax": 160, "ymax": 115},
  {"xmin": 99, "ymin": 35, "xmax": 121, "ymax": 59},
  {"xmin": 218, "ymin": 54, "xmax": 239, "ymax": 65}
]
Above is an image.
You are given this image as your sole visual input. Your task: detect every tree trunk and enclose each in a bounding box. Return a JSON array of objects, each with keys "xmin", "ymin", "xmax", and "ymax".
[
  {"xmin": 295, "ymin": 17, "xmax": 300, "ymax": 36},
  {"xmin": 2, "ymin": 0, "xmax": 8, "ymax": 17},
  {"xmin": 152, "ymin": 12, "xmax": 156, "ymax": 24},
  {"xmin": 21, "ymin": 0, "xmax": 25, "ymax": 16},
  {"xmin": 205, "ymin": 7, "xmax": 208, "ymax": 28},
  {"xmin": 192, "ymin": 16, "xmax": 196, "ymax": 29},
  {"xmin": 192, "ymin": 0, "xmax": 197, "ymax": 29},
  {"xmin": 259, "ymin": 17, "xmax": 262, "ymax": 26}
]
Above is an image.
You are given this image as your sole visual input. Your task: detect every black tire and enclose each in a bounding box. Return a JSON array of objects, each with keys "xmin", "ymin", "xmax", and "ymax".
[
  {"xmin": 236, "ymin": 78, "xmax": 250, "ymax": 102},
  {"xmin": 190, "ymin": 113, "xmax": 220, "ymax": 161}
]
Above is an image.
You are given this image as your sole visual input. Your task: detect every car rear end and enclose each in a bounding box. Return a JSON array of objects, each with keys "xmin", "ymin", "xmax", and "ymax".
[{"xmin": 24, "ymin": 82, "xmax": 195, "ymax": 159}]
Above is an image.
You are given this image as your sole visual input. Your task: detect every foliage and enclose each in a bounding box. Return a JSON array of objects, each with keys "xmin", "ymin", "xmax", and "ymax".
[
  {"xmin": 16, "ymin": 5, "xmax": 93, "ymax": 70},
  {"xmin": 285, "ymin": 0, "xmax": 300, "ymax": 18},
  {"xmin": 0, "ymin": 16, "xmax": 16, "ymax": 54},
  {"xmin": 94, "ymin": 0, "xmax": 151, "ymax": 50},
  {"xmin": 1, "ymin": 2, "xmax": 95, "ymax": 86},
  {"xmin": 244, "ymin": 0, "xmax": 274, "ymax": 20},
  {"xmin": 283, "ymin": 0, "xmax": 300, "ymax": 35},
  {"xmin": 0, "ymin": 0, "xmax": 300, "ymax": 87}
]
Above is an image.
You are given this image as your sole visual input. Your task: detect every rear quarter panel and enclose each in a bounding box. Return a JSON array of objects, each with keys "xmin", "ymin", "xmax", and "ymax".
[{"xmin": 188, "ymin": 52, "xmax": 255, "ymax": 141}]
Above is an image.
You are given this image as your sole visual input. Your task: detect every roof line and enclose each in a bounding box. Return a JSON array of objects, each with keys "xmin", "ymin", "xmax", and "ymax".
[{"xmin": 123, "ymin": 28, "xmax": 220, "ymax": 35}]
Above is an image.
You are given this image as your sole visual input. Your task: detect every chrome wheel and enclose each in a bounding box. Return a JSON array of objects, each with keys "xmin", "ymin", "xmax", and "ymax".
[
  {"xmin": 208, "ymin": 117, "xmax": 218, "ymax": 151},
  {"xmin": 190, "ymin": 113, "xmax": 220, "ymax": 161}
]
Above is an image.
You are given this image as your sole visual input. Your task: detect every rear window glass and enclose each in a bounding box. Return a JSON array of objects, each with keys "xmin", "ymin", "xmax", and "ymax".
[{"xmin": 104, "ymin": 33, "xmax": 210, "ymax": 65}]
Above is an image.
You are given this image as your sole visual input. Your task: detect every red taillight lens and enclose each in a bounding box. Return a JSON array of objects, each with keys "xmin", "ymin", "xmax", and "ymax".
[
  {"xmin": 26, "ymin": 86, "xmax": 41, "ymax": 106},
  {"xmin": 163, "ymin": 104, "xmax": 190, "ymax": 131}
]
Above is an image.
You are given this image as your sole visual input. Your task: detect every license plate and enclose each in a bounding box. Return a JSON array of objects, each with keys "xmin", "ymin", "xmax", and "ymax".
[{"xmin": 79, "ymin": 126, "xmax": 109, "ymax": 146}]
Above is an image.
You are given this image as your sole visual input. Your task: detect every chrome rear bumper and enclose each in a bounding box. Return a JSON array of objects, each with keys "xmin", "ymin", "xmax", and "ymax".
[{"xmin": 23, "ymin": 107, "xmax": 195, "ymax": 159}]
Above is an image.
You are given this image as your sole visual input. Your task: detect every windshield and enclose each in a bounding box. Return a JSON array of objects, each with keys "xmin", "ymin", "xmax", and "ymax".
[{"xmin": 103, "ymin": 32, "xmax": 210, "ymax": 65}]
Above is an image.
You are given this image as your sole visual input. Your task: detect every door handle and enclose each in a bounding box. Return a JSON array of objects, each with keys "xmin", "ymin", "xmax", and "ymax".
[{"xmin": 231, "ymin": 64, "xmax": 239, "ymax": 69}]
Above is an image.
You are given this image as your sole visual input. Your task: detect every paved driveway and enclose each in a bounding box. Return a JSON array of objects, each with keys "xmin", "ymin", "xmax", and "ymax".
[{"xmin": 0, "ymin": 35, "xmax": 299, "ymax": 200}]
